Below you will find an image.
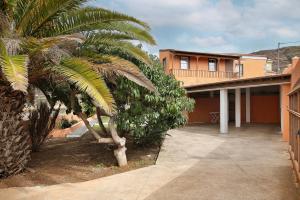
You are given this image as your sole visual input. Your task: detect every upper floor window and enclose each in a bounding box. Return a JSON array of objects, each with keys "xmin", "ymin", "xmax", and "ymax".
[
  {"xmin": 180, "ymin": 57, "xmax": 189, "ymax": 69},
  {"xmin": 208, "ymin": 58, "xmax": 218, "ymax": 71},
  {"xmin": 235, "ymin": 64, "xmax": 244, "ymax": 76},
  {"xmin": 162, "ymin": 58, "xmax": 167, "ymax": 68},
  {"xmin": 265, "ymin": 59, "xmax": 273, "ymax": 72}
]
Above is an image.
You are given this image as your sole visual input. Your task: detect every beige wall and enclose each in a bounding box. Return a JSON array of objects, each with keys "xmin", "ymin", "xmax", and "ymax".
[{"xmin": 239, "ymin": 58, "xmax": 267, "ymax": 78}]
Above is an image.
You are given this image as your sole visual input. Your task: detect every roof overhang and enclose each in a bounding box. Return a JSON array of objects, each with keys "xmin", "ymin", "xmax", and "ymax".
[
  {"xmin": 160, "ymin": 49, "xmax": 241, "ymax": 60},
  {"xmin": 185, "ymin": 74, "xmax": 291, "ymax": 93},
  {"xmin": 241, "ymin": 56, "xmax": 267, "ymax": 60}
]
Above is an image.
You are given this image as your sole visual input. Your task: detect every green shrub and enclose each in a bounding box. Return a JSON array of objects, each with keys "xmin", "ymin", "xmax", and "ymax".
[
  {"xmin": 59, "ymin": 118, "xmax": 72, "ymax": 129},
  {"xmin": 70, "ymin": 119, "xmax": 79, "ymax": 125},
  {"xmin": 114, "ymin": 56, "xmax": 194, "ymax": 146}
]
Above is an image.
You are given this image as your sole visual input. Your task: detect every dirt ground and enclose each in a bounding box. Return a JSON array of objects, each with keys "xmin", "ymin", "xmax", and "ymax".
[{"xmin": 0, "ymin": 133, "xmax": 159, "ymax": 188}]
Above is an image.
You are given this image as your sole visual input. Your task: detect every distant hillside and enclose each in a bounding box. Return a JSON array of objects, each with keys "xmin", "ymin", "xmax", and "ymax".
[{"xmin": 251, "ymin": 46, "xmax": 300, "ymax": 70}]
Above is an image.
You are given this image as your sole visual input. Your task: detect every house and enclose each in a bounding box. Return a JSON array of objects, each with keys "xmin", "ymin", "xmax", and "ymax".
[
  {"xmin": 160, "ymin": 49, "xmax": 300, "ymax": 180},
  {"xmin": 160, "ymin": 49, "xmax": 275, "ymax": 86}
]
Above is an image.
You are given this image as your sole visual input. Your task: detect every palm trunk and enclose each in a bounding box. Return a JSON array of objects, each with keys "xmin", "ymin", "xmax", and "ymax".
[
  {"xmin": 78, "ymin": 113, "xmax": 114, "ymax": 144},
  {"xmin": 78, "ymin": 113, "xmax": 127, "ymax": 167},
  {"xmin": 96, "ymin": 107, "xmax": 108, "ymax": 135},
  {"xmin": 108, "ymin": 117, "xmax": 127, "ymax": 167},
  {"xmin": 29, "ymin": 103, "xmax": 61, "ymax": 152},
  {"xmin": 0, "ymin": 85, "xmax": 31, "ymax": 177}
]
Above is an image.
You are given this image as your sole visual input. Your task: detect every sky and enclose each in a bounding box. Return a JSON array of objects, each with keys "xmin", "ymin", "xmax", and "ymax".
[{"xmin": 91, "ymin": 0, "xmax": 300, "ymax": 55}]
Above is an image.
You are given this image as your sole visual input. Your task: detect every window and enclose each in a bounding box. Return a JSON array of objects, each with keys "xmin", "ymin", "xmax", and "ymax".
[
  {"xmin": 162, "ymin": 58, "xmax": 167, "ymax": 68},
  {"xmin": 180, "ymin": 57, "xmax": 189, "ymax": 69},
  {"xmin": 265, "ymin": 59, "xmax": 273, "ymax": 72},
  {"xmin": 208, "ymin": 59, "xmax": 217, "ymax": 71},
  {"xmin": 235, "ymin": 64, "xmax": 244, "ymax": 76},
  {"xmin": 265, "ymin": 63, "xmax": 272, "ymax": 72}
]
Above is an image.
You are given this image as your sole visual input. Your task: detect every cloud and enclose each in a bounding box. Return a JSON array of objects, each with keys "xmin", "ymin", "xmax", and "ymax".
[
  {"xmin": 95, "ymin": 0, "xmax": 300, "ymax": 37},
  {"xmin": 176, "ymin": 34, "xmax": 238, "ymax": 53},
  {"xmin": 273, "ymin": 27, "xmax": 299, "ymax": 38},
  {"xmin": 192, "ymin": 36, "xmax": 227, "ymax": 47},
  {"xmin": 93, "ymin": 0, "xmax": 300, "ymax": 53}
]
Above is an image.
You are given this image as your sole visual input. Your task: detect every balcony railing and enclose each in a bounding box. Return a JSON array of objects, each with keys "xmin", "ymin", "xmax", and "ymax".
[
  {"xmin": 289, "ymin": 91, "xmax": 300, "ymax": 182},
  {"xmin": 170, "ymin": 69, "xmax": 240, "ymax": 79}
]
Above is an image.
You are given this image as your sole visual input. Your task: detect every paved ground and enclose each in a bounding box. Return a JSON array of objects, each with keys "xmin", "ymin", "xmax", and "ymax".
[
  {"xmin": 67, "ymin": 118, "xmax": 100, "ymax": 138},
  {"xmin": 1, "ymin": 125, "xmax": 299, "ymax": 200}
]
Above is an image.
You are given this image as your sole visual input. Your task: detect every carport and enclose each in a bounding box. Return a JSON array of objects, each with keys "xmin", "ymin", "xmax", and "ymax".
[{"xmin": 186, "ymin": 74, "xmax": 291, "ymax": 139}]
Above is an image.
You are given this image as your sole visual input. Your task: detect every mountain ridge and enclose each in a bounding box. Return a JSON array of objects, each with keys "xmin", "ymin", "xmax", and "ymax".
[{"xmin": 251, "ymin": 46, "xmax": 300, "ymax": 69}]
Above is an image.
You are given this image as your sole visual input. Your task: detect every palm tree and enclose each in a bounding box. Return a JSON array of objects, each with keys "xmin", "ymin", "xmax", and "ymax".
[{"xmin": 0, "ymin": 0, "xmax": 156, "ymax": 177}]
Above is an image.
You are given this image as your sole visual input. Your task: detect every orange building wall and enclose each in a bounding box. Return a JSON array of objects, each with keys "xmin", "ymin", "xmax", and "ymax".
[
  {"xmin": 281, "ymin": 57, "xmax": 300, "ymax": 141},
  {"xmin": 171, "ymin": 56, "xmax": 226, "ymax": 71},
  {"xmin": 159, "ymin": 51, "xmax": 173, "ymax": 73},
  {"xmin": 160, "ymin": 51, "xmax": 268, "ymax": 87},
  {"xmin": 250, "ymin": 95, "xmax": 280, "ymax": 124},
  {"xmin": 188, "ymin": 96, "xmax": 220, "ymax": 123},
  {"xmin": 177, "ymin": 77, "xmax": 230, "ymax": 86},
  {"xmin": 281, "ymin": 84, "xmax": 291, "ymax": 141},
  {"xmin": 290, "ymin": 57, "xmax": 300, "ymax": 88}
]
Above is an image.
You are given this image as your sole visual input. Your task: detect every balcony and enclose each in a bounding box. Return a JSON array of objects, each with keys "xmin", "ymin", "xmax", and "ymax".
[
  {"xmin": 169, "ymin": 69, "xmax": 242, "ymax": 86},
  {"xmin": 170, "ymin": 69, "xmax": 240, "ymax": 79}
]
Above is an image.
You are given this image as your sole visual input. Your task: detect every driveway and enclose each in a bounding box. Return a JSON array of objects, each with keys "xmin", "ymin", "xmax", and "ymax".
[{"xmin": 1, "ymin": 125, "xmax": 299, "ymax": 200}]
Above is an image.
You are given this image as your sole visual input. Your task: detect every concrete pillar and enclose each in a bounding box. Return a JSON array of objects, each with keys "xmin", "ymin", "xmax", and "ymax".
[
  {"xmin": 246, "ymin": 88, "xmax": 251, "ymax": 123},
  {"xmin": 281, "ymin": 84, "xmax": 291, "ymax": 141},
  {"xmin": 220, "ymin": 89, "xmax": 228, "ymax": 133},
  {"xmin": 235, "ymin": 88, "xmax": 241, "ymax": 127}
]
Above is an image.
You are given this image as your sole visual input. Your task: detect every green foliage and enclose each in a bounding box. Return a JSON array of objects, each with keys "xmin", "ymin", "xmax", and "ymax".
[
  {"xmin": 70, "ymin": 119, "xmax": 78, "ymax": 125},
  {"xmin": 1, "ymin": 0, "xmax": 156, "ymax": 116},
  {"xmin": 56, "ymin": 58, "xmax": 115, "ymax": 114},
  {"xmin": 78, "ymin": 93, "xmax": 96, "ymax": 117},
  {"xmin": 0, "ymin": 39, "xmax": 28, "ymax": 93},
  {"xmin": 58, "ymin": 118, "xmax": 78, "ymax": 129},
  {"xmin": 59, "ymin": 118, "xmax": 72, "ymax": 129},
  {"xmin": 114, "ymin": 56, "xmax": 195, "ymax": 146}
]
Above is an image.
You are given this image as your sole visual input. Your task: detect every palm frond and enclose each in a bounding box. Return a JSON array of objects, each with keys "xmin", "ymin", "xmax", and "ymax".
[
  {"xmin": 37, "ymin": 7, "xmax": 150, "ymax": 37},
  {"xmin": 0, "ymin": 0, "xmax": 16, "ymax": 16},
  {"xmin": 15, "ymin": 0, "xmax": 87, "ymax": 36},
  {"xmin": 86, "ymin": 38, "xmax": 151, "ymax": 65},
  {"xmin": 22, "ymin": 34, "xmax": 84, "ymax": 55},
  {"xmin": 85, "ymin": 22, "xmax": 156, "ymax": 45},
  {"xmin": 0, "ymin": 39, "xmax": 28, "ymax": 92},
  {"xmin": 92, "ymin": 55, "xmax": 155, "ymax": 92},
  {"xmin": 53, "ymin": 57, "xmax": 115, "ymax": 114},
  {"xmin": 0, "ymin": 11, "xmax": 10, "ymax": 36},
  {"xmin": 86, "ymin": 32, "xmax": 140, "ymax": 43},
  {"xmin": 13, "ymin": 0, "xmax": 34, "ymax": 27}
]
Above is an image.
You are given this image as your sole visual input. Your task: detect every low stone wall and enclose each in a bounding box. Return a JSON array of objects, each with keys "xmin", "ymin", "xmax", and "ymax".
[
  {"xmin": 50, "ymin": 121, "xmax": 84, "ymax": 138},
  {"xmin": 50, "ymin": 115, "xmax": 97, "ymax": 138}
]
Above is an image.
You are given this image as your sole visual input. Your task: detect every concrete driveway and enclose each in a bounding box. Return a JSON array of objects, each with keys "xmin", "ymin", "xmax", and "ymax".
[{"xmin": 1, "ymin": 125, "xmax": 299, "ymax": 200}]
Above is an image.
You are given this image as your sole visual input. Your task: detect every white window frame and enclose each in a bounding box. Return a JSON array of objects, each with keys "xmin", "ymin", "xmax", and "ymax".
[
  {"xmin": 180, "ymin": 57, "xmax": 189, "ymax": 70},
  {"xmin": 208, "ymin": 58, "xmax": 217, "ymax": 72},
  {"xmin": 265, "ymin": 62, "xmax": 273, "ymax": 72}
]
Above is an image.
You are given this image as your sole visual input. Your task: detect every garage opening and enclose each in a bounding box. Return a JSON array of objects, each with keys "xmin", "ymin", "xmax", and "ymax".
[
  {"xmin": 188, "ymin": 85, "xmax": 281, "ymax": 126},
  {"xmin": 228, "ymin": 85, "xmax": 280, "ymax": 124}
]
